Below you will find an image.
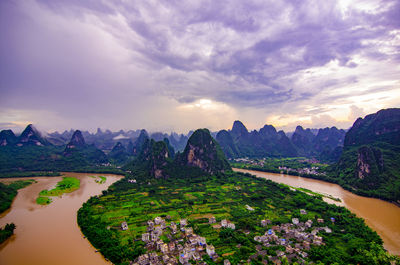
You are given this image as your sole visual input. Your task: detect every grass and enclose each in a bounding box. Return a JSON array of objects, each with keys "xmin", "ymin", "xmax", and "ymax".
[
  {"xmin": 36, "ymin": 196, "xmax": 52, "ymax": 205},
  {"xmin": 90, "ymin": 175, "xmax": 107, "ymax": 184},
  {"xmin": 36, "ymin": 177, "xmax": 80, "ymax": 204}
]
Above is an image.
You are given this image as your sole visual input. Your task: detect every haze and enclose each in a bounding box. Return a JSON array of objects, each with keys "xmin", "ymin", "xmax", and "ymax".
[{"xmin": 1, "ymin": 0, "xmax": 399, "ymax": 133}]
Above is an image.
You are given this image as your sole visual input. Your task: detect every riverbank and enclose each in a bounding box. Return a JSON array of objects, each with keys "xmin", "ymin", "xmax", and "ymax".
[
  {"xmin": 0, "ymin": 172, "xmax": 123, "ymax": 265},
  {"xmin": 234, "ymin": 168, "xmax": 400, "ymax": 256},
  {"xmin": 233, "ymin": 164, "xmax": 400, "ymax": 206}
]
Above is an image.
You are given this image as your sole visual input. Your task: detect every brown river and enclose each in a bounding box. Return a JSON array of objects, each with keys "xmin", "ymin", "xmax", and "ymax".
[
  {"xmin": 235, "ymin": 168, "xmax": 400, "ymax": 255},
  {"xmin": 0, "ymin": 172, "xmax": 122, "ymax": 265}
]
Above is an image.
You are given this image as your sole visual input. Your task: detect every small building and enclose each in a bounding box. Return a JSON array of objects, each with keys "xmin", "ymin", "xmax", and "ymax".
[
  {"xmin": 168, "ymin": 242, "xmax": 175, "ymax": 252},
  {"xmin": 292, "ymin": 218, "xmax": 299, "ymax": 225},
  {"xmin": 206, "ymin": 245, "xmax": 215, "ymax": 257},
  {"xmin": 221, "ymin": 219, "xmax": 228, "ymax": 227},
  {"xmin": 121, "ymin": 221, "xmax": 128, "ymax": 231},
  {"xmin": 155, "ymin": 216, "xmax": 163, "ymax": 225},
  {"xmin": 300, "ymin": 209, "xmax": 307, "ymax": 215},
  {"xmin": 305, "ymin": 219, "xmax": 313, "ymax": 228},
  {"xmin": 179, "ymin": 253, "xmax": 189, "ymax": 264},
  {"xmin": 185, "ymin": 227, "xmax": 193, "ymax": 236},
  {"xmin": 137, "ymin": 254, "xmax": 149, "ymax": 265},
  {"xmin": 198, "ymin": 236, "xmax": 206, "ymax": 245},
  {"xmin": 180, "ymin": 219, "xmax": 187, "ymax": 227},
  {"xmin": 245, "ymin": 205, "xmax": 255, "ymax": 211},
  {"xmin": 142, "ymin": 232, "xmax": 150, "ymax": 242},
  {"xmin": 224, "ymin": 259, "xmax": 231, "ymax": 265},
  {"xmin": 209, "ymin": 216, "xmax": 216, "ymax": 224},
  {"xmin": 317, "ymin": 218, "xmax": 324, "ymax": 223},
  {"xmin": 227, "ymin": 222, "xmax": 235, "ymax": 230},
  {"xmin": 261, "ymin": 219, "xmax": 270, "ymax": 227},
  {"xmin": 161, "ymin": 243, "xmax": 169, "ymax": 254},
  {"xmin": 323, "ymin": 227, "xmax": 332, "ymax": 233},
  {"xmin": 330, "ymin": 217, "xmax": 336, "ymax": 223}
]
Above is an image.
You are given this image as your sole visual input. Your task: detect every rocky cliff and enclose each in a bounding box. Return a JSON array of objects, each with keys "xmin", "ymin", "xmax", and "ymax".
[
  {"xmin": 335, "ymin": 108, "xmax": 400, "ymax": 202},
  {"xmin": 178, "ymin": 129, "xmax": 231, "ymax": 174}
]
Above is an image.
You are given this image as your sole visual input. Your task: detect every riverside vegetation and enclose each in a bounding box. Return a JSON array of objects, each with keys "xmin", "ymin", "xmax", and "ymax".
[
  {"xmin": 36, "ymin": 177, "xmax": 80, "ymax": 205},
  {"xmin": 77, "ymin": 129, "xmax": 398, "ymax": 265},
  {"xmin": 0, "ymin": 179, "xmax": 36, "ymax": 213}
]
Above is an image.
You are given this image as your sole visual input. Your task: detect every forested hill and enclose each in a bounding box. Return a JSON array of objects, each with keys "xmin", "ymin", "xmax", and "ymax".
[
  {"xmin": 215, "ymin": 121, "xmax": 346, "ymax": 162},
  {"xmin": 334, "ymin": 108, "xmax": 400, "ymax": 202}
]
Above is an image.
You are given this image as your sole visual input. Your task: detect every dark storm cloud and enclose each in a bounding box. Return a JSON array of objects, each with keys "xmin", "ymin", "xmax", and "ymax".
[{"xmin": 1, "ymin": 0, "xmax": 399, "ymax": 132}]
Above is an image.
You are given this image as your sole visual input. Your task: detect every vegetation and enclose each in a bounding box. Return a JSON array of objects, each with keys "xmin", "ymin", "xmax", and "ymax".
[
  {"xmin": 0, "ymin": 171, "xmax": 60, "ymax": 178},
  {"xmin": 78, "ymin": 171, "xmax": 396, "ymax": 265},
  {"xmin": 0, "ymin": 223, "xmax": 16, "ymax": 244},
  {"xmin": 37, "ymin": 177, "xmax": 80, "ymax": 204},
  {"xmin": 0, "ymin": 179, "xmax": 36, "ymax": 213},
  {"xmin": 90, "ymin": 175, "xmax": 107, "ymax": 184},
  {"xmin": 333, "ymin": 108, "xmax": 400, "ymax": 202}
]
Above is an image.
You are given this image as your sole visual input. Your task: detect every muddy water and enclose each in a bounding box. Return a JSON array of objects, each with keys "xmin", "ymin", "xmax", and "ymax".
[
  {"xmin": 0, "ymin": 172, "xmax": 123, "ymax": 265},
  {"xmin": 234, "ymin": 168, "xmax": 400, "ymax": 255}
]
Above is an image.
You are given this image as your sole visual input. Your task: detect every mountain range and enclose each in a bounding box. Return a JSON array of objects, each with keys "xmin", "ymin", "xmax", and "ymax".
[{"xmin": 216, "ymin": 121, "xmax": 346, "ymax": 162}]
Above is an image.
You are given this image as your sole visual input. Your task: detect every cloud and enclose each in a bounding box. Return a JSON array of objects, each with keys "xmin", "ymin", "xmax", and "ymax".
[{"xmin": 0, "ymin": 0, "xmax": 399, "ymax": 133}]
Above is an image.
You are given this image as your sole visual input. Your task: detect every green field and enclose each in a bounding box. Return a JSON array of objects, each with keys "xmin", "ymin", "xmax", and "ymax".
[
  {"xmin": 36, "ymin": 177, "xmax": 80, "ymax": 205},
  {"xmin": 90, "ymin": 175, "xmax": 106, "ymax": 184},
  {"xmin": 78, "ymin": 171, "xmax": 397, "ymax": 265}
]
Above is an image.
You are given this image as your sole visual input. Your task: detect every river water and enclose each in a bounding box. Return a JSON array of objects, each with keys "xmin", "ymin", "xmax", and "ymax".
[
  {"xmin": 234, "ymin": 168, "xmax": 400, "ymax": 255},
  {"xmin": 0, "ymin": 172, "xmax": 123, "ymax": 265}
]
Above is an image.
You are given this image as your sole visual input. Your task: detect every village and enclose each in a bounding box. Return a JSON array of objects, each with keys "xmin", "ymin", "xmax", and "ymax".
[
  {"xmin": 232, "ymin": 157, "xmax": 327, "ymax": 177},
  {"xmin": 130, "ymin": 209, "xmax": 334, "ymax": 265}
]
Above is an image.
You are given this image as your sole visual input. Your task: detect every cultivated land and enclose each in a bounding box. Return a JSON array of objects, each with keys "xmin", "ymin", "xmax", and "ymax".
[
  {"xmin": 78, "ymin": 171, "xmax": 396, "ymax": 265},
  {"xmin": 36, "ymin": 176, "xmax": 80, "ymax": 205}
]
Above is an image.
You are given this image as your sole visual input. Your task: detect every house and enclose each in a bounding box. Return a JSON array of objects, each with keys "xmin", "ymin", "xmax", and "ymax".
[
  {"xmin": 142, "ymin": 233, "xmax": 150, "ymax": 242},
  {"xmin": 155, "ymin": 217, "xmax": 163, "ymax": 225},
  {"xmin": 221, "ymin": 219, "xmax": 228, "ymax": 227},
  {"xmin": 206, "ymin": 245, "xmax": 215, "ymax": 257},
  {"xmin": 151, "ymin": 231, "xmax": 159, "ymax": 241},
  {"xmin": 224, "ymin": 259, "xmax": 231, "ymax": 265},
  {"xmin": 330, "ymin": 217, "xmax": 336, "ymax": 223},
  {"xmin": 317, "ymin": 218, "xmax": 324, "ymax": 223},
  {"xmin": 198, "ymin": 236, "xmax": 206, "ymax": 245},
  {"xmin": 292, "ymin": 218, "xmax": 299, "ymax": 225},
  {"xmin": 261, "ymin": 219, "xmax": 270, "ymax": 227},
  {"xmin": 305, "ymin": 220, "xmax": 313, "ymax": 228},
  {"xmin": 227, "ymin": 222, "xmax": 235, "ymax": 230},
  {"xmin": 323, "ymin": 227, "xmax": 332, "ymax": 233},
  {"xmin": 138, "ymin": 254, "xmax": 149, "ymax": 265},
  {"xmin": 209, "ymin": 216, "xmax": 216, "ymax": 224},
  {"xmin": 300, "ymin": 209, "xmax": 307, "ymax": 215},
  {"xmin": 180, "ymin": 219, "xmax": 187, "ymax": 227},
  {"xmin": 128, "ymin": 179, "xmax": 137, "ymax": 183},
  {"xmin": 121, "ymin": 221, "xmax": 128, "ymax": 231},
  {"xmin": 179, "ymin": 253, "xmax": 189, "ymax": 264},
  {"xmin": 185, "ymin": 227, "xmax": 193, "ymax": 236},
  {"xmin": 161, "ymin": 243, "xmax": 169, "ymax": 254},
  {"xmin": 245, "ymin": 205, "xmax": 255, "ymax": 211},
  {"xmin": 192, "ymin": 252, "xmax": 201, "ymax": 261}
]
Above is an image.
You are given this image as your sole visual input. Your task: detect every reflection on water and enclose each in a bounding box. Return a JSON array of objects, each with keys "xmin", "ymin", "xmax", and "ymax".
[
  {"xmin": 235, "ymin": 168, "xmax": 400, "ymax": 255},
  {"xmin": 0, "ymin": 172, "xmax": 123, "ymax": 265}
]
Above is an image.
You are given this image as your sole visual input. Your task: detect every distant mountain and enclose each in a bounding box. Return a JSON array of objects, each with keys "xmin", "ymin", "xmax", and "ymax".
[
  {"xmin": 124, "ymin": 138, "xmax": 172, "ymax": 178},
  {"xmin": 108, "ymin": 142, "xmax": 130, "ymax": 164},
  {"xmin": 132, "ymin": 129, "xmax": 149, "ymax": 156},
  {"xmin": 17, "ymin": 124, "xmax": 49, "ymax": 146},
  {"xmin": 291, "ymin": 126, "xmax": 315, "ymax": 156},
  {"xmin": 64, "ymin": 130, "xmax": 108, "ymax": 165},
  {"xmin": 334, "ymin": 108, "xmax": 400, "ymax": 202},
  {"xmin": 0, "ymin": 130, "xmax": 18, "ymax": 146},
  {"xmin": 216, "ymin": 121, "xmax": 297, "ymax": 158},
  {"xmin": 177, "ymin": 128, "xmax": 231, "ymax": 174}
]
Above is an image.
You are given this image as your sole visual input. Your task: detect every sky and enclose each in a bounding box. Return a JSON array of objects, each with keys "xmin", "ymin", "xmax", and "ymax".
[{"xmin": 0, "ymin": 0, "xmax": 399, "ymax": 134}]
